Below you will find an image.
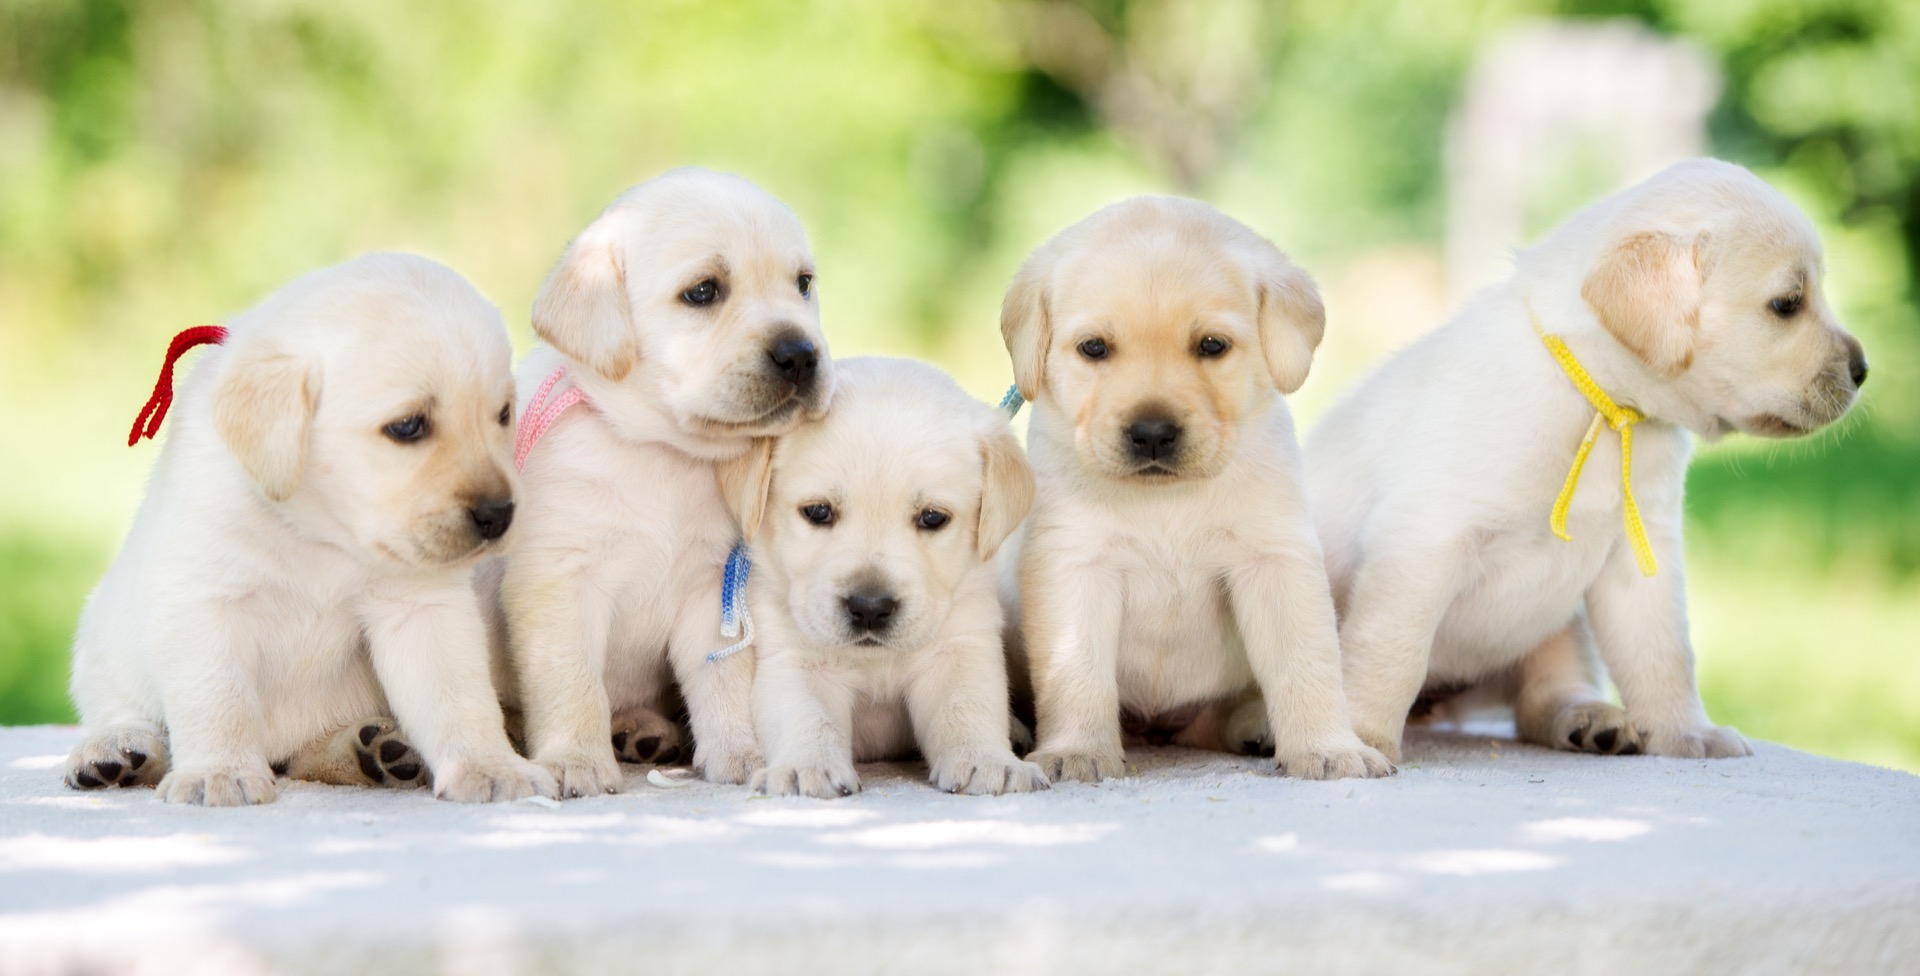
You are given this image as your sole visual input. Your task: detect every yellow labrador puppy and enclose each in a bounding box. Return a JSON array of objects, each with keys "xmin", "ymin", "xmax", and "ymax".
[
  {"xmin": 502, "ymin": 169, "xmax": 833, "ymax": 796},
  {"xmin": 719, "ymin": 357, "xmax": 1045, "ymax": 798},
  {"xmin": 1308, "ymin": 159, "xmax": 1867, "ymax": 761},
  {"xmin": 67, "ymin": 254, "xmax": 557, "ymax": 805},
  {"xmin": 1003, "ymin": 197, "xmax": 1393, "ymax": 782}
]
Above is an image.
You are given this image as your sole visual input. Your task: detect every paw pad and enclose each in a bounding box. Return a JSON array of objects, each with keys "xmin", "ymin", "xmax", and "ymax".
[
  {"xmin": 66, "ymin": 731, "xmax": 168, "ymax": 791},
  {"xmin": 610, "ymin": 718, "xmax": 685, "ymax": 765},
  {"xmin": 353, "ymin": 725, "xmax": 428, "ymax": 787}
]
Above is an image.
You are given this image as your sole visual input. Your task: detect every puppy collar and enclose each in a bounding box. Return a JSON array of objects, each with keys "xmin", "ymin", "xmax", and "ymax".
[
  {"xmin": 514, "ymin": 366, "xmax": 588, "ymax": 471},
  {"xmin": 128, "ymin": 325, "xmax": 228, "ymax": 446},
  {"xmin": 998, "ymin": 384, "xmax": 1025, "ymax": 418},
  {"xmin": 1528, "ymin": 301, "xmax": 1658, "ymax": 577}
]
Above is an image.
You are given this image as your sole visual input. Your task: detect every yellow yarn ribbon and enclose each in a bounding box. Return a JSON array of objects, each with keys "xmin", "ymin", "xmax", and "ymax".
[{"xmin": 1528, "ymin": 304, "xmax": 1658, "ymax": 577}]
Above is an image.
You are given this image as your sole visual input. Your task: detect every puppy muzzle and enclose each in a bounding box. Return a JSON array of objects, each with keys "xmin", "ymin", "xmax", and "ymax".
[
  {"xmin": 841, "ymin": 586, "xmax": 899, "ymax": 646},
  {"xmin": 1111, "ymin": 407, "xmax": 1189, "ymax": 478}
]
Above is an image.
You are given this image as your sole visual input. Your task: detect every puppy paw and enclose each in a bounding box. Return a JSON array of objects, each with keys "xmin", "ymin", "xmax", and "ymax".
[
  {"xmin": 159, "ymin": 764, "xmax": 277, "ymax": 806},
  {"xmin": 436, "ymin": 755, "xmax": 560, "ymax": 803},
  {"xmin": 750, "ymin": 758, "xmax": 860, "ymax": 799},
  {"xmin": 1225, "ymin": 700, "xmax": 1275, "ymax": 758},
  {"xmin": 537, "ymin": 750, "xmax": 625, "ymax": 798},
  {"xmin": 1274, "ymin": 739, "xmax": 1397, "ymax": 780},
  {"xmin": 1551, "ymin": 702, "xmax": 1644, "ymax": 756},
  {"xmin": 1352, "ymin": 725, "xmax": 1405, "ymax": 764},
  {"xmin": 930, "ymin": 752, "xmax": 1050, "ymax": 795},
  {"xmin": 1009, "ymin": 715, "xmax": 1036, "ymax": 757},
  {"xmin": 1644, "ymin": 724, "xmax": 1752, "ymax": 759},
  {"xmin": 610, "ymin": 708, "xmax": 686, "ymax": 765},
  {"xmin": 349, "ymin": 721, "xmax": 431, "ymax": 788},
  {"xmin": 694, "ymin": 742, "xmax": 763, "ymax": 786},
  {"xmin": 1027, "ymin": 748, "xmax": 1126, "ymax": 784},
  {"xmin": 65, "ymin": 726, "xmax": 169, "ymax": 790}
]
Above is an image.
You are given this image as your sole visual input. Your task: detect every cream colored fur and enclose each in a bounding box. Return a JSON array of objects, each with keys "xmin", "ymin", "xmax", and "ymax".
[
  {"xmin": 499, "ymin": 168, "xmax": 834, "ymax": 797},
  {"xmin": 1305, "ymin": 159, "xmax": 1867, "ymax": 761},
  {"xmin": 1003, "ymin": 197, "xmax": 1393, "ymax": 783},
  {"xmin": 720, "ymin": 357, "xmax": 1045, "ymax": 798},
  {"xmin": 66, "ymin": 254, "xmax": 556, "ymax": 805}
]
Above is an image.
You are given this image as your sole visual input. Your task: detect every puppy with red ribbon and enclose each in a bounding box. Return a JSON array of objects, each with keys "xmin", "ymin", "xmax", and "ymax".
[{"xmin": 67, "ymin": 253, "xmax": 556, "ymax": 805}]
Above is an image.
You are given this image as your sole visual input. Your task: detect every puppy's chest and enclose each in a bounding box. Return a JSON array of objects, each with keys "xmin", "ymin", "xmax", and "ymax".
[
  {"xmin": 1080, "ymin": 519, "xmax": 1246, "ymax": 698},
  {"xmin": 531, "ymin": 429, "xmax": 733, "ymax": 575},
  {"xmin": 227, "ymin": 560, "xmax": 370, "ymax": 668},
  {"xmin": 823, "ymin": 652, "xmax": 921, "ymax": 762},
  {"xmin": 1432, "ymin": 436, "xmax": 1685, "ymax": 672}
]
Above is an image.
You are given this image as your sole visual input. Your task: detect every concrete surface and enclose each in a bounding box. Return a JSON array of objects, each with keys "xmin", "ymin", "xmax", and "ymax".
[{"xmin": 1, "ymin": 723, "xmax": 1916, "ymax": 975}]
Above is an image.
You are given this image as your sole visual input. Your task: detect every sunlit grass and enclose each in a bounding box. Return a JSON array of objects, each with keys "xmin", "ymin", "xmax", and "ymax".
[{"xmin": 1693, "ymin": 553, "xmax": 1920, "ymax": 773}]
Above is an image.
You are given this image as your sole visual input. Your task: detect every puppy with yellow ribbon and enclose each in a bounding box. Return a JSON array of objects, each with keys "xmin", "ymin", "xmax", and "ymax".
[{"xmin": 1291, "ymin": 159, "xmax": 1867, "ymax": 762}]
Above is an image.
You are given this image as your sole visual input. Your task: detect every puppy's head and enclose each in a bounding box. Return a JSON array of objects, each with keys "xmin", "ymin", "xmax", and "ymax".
[
  {"xmin": 718, "ymin": 358, "xmax": 1033, "ymax": 651},
  {"xmin": 1001, "ymin": 197, "xmax": 1324, "ymax": 482},
  {"xmin": 213, "ymin": 253, "xmax": 518, "ymax": 567},
  {"xmin": 1579, "ymin": 159, "xmax": 1866, "ymax": 437},
  {"xmin": 532, "ymin": 168, "xmax": 832, "ymax": 440}
]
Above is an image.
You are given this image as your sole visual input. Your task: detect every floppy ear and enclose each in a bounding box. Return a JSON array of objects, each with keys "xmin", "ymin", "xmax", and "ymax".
[
  {"xmin": 714, "ymin": 437, "xmax": 777, "ymax": 544},
  {"xmin": 1581, "ymin": 231, "xmax": 1707, "ymax": 377},
  {"xmin": 532, "ymin": 222, "xmax": 637, "ymax": 381},
  {"xmin": 1245, "ymin": 241, "xmax": 1327, "ymax": 394},
  {"xmin": 999, "ymin": 247, "xmax": 1055, "ymax": 401},
  {"xmin": 212, "ymin": 342, "xmax": 316, "ymax": 502},
  {"xmin": 974, "ymin": 425, "xmax": 1035, "ymax": 561}
]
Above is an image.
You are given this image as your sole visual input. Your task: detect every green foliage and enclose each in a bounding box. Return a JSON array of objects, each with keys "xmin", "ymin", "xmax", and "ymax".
[
  {"xmin": 0, "ymin": 534, "xmax": 96, "ymax": 725},
  {"xmin": 1, "ymin": 0, "xmax": 1913, "ymax": 770}
]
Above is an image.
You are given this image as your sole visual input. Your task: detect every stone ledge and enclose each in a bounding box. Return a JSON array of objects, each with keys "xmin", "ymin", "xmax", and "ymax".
[{"xmin": 1, "ymin": 724, "xmax": 1915, "ymax": 975}]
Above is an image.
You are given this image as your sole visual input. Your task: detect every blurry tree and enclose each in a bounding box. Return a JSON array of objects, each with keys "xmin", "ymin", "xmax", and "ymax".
[{"xmin": 1005, "ymin": 0, "xmax": 1281, "ymax": 190}]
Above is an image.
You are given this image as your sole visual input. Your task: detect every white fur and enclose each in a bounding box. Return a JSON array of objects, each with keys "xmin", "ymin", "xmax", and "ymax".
[
  {"xmin": 67, "ymin": 253, "xmax": 556, "ymax": 805},
  {"xmin": 1004, "ymin": 197, "xmax": 1394, "ymax": 783},
  {"xmin": 499, "ymin": 168, "xmax": 834, "ymax": 797},
  {"xmin": 1308, "ymin": 159, "xmax": 1867, "ymax": 761},
  {"xmin": 727, "ymin": 358, "xmax": 1046, "ymax": 798}
]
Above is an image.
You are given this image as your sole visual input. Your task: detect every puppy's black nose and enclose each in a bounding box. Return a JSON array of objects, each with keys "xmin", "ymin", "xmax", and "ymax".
[
  {"xmin": 843, "ymin": 590, "xmax": 898, "ymax": 634},
  {"xmin": 1850, "ymin": 352, "xmax": 1869, "ymax": 388},
  {"xmin": 768, "ymin": 334, "xmax": 818, "ymax": 391},
  {"xmin": 470, "ymin": 499, "xmax": 515, "ymax": 541},
  {"xmin": 1126, "ymin": 417, "xmax": 1182, "ymax": 462}
]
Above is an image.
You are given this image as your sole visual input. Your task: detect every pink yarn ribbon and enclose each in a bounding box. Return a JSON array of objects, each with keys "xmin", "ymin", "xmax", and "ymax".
[{"xmin": 514, "ymin": 366, "xmax": 587, "ymax": 472}]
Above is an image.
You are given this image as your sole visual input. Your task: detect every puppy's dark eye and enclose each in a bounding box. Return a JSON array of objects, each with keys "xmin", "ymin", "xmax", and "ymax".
[
  {"xmin": 801, "ymin": 502, "xmax": 836, "ymax": 526},
  {"xmin": 384, "ymin": 415, "xmax": 428, "ymax": 442},
  {"xmin": 1197, "ymin": 335, "xmax": 1230, "ymax": 358},
  {"xmin": 682, "ymin": 279, "xmax": 720, "ymax": 307},
  {"xmin": 498, "ymin": 402, "xmax": 512, "ymax": 427},
  {"xmin": 797, "ymin": 273, "xmax": 814, "ymax": 297},
  {"xmin": 1078, "ymin": 338, "xmax": 1109, "ymax": 361},
  {"xmin": 916, "ymin": 509, "xmax": 951, "ymax": 531},
  {"xmin": 1769, "ymin": 295, "xmax": 1803, "ymax": 318}
]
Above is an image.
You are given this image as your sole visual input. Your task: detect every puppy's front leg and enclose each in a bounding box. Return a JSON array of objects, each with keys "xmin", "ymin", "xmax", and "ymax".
[
  {"xmin": 361, "ymin": 580, "xmax": 559, "ymax": 803},
  {"xmin": 1585, "ymin": 527, "xmax": 1750, "ymax": 759},
  {"xmin": 667, "ymin": 573, "xmax": 763, "ymax": 784},
  {"xmin": 908, "ymin": 623, "xmax": 1049, "ymax": 795},
  {"xmin": 1023, "ymin": 555, "xmax": 1127, "ymax": 783},
  {"xmin": 150, "ymin": 617, "xmax": 277, "ymax": 806},
  {"xmin": 1230, "ymin": 541, "xmax": 1394, "ymax": 779},
  {"xmin": 749, "ymin": 649, "xmax": 859, "ymax": 799},
  {"xmin": 504, "ymin": 567, "xmax": 624, "ymax": 797},
  {"xmin": 1331, "ymin": 550, "xmax": 1459, "ymax": 763}
]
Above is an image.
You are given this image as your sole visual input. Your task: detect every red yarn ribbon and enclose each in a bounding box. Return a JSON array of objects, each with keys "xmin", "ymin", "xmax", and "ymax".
[{"xmin": 128, "ymin": 325, "xmax": 228, "ymax": 446}]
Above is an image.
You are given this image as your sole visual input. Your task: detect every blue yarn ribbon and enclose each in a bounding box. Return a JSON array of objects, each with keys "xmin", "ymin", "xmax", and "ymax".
[
  {"xmin": 708, "ymin": 542, "xmax": 754, "ymax": 663},
  {"xmin": 998, "ymin": 383, "xmax": 1024, "ymax": 418}
]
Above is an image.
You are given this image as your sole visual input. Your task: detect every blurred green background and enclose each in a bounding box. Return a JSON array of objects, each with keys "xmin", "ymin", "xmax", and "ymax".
[{"xmin": 1, "ymin": 0, "xmax": 1913, "ymax": 770}]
